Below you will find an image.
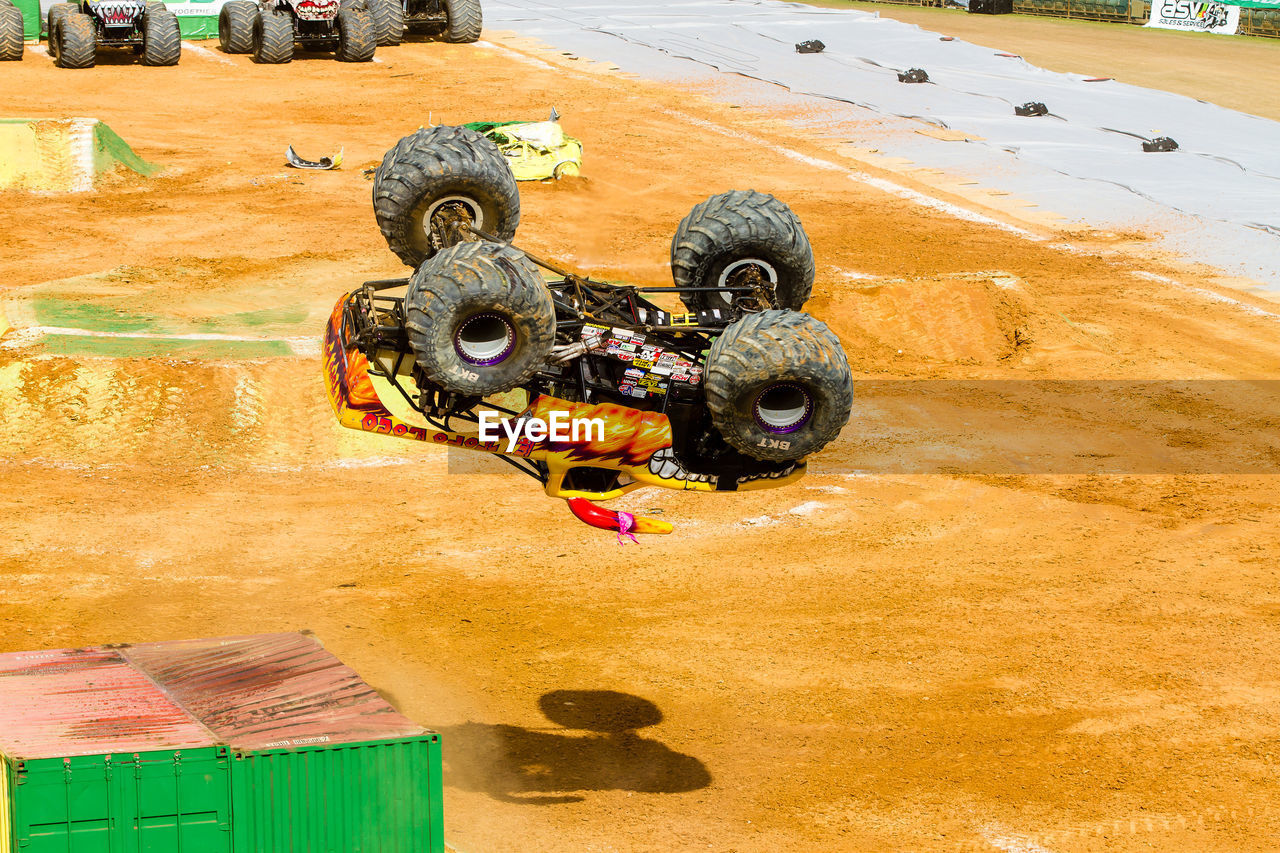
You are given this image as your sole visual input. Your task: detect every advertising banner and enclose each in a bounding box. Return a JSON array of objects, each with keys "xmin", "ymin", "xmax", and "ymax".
[{"xmin": 1145, "ymin": 0, "xmax": 1241, "ymax": 32}]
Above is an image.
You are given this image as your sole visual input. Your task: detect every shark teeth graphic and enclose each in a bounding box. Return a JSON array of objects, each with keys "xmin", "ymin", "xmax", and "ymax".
[
  {"xmin": 646, "ymin": 448, "xmax": 796, "ymax": 486},
  {"xmin": 648, "ymin": 447, "xmax": 686, "ymax": 481},
  {"xmin": 737, "ymin": 464, "xmax": 797, "ymax": 485}
]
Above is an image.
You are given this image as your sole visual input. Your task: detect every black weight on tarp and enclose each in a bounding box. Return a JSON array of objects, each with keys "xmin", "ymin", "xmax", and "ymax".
[
  {"xmin": 1015, "ymin": 102, "xmax": 1048, "ymax": 117},
  {"xmin": 1142, "ymin": 137, "xmax": 1179, "ymax": 152},
  {"xmin": 795, "ymin": 39, "xmax": 825, "ymax": 53},
  {"xmin": 897, "ymin": 68, "xmax": 929, "ymax": 83}
]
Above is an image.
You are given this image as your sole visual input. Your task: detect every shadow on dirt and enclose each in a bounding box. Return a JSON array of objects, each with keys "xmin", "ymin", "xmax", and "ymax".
[{"xmin": 439, "ymin": 690, "xmax": 712, "ymax": 804}]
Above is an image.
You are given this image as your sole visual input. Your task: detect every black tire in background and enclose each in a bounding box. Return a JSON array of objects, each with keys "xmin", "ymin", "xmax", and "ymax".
[
  {"xmin": 335, "ymin": 4, "xmax": 374, "ymax": 60},
  {"xmin": 218, "ymin": 0, "xmax": 256, "ymax": 53},
  {"xmin": 45, "ymin": 1, "xmax": 74, "ymax": 42},
  {"xmin": 0, "ymin": 4, "xmax": 23, "ymax": 61},
  {"xmin": 373, "ymin": 125, "xmax": 519, "ymax": 268},
  {"xmin": 141, "ymin": 0, "xmax": 167, "ymax": 24},
  {"xmin": 368, "ymin": 0, "xmax": 403, "ymax": 45},
  {"xmin": 252, "ymin": 6, "xmax": 293, "ymax": 63},
  {"xmin": 141, "ymin": 8, "xmax": 181, "ymax": 65},
  {"xmin": 55, "ymin": 11, "xmax": 95, "ymax": 68},
  {"xmin": 440, "ymin": 0, "xmax": 479, "ymax": 42},
  {"xmin": 405, "ymin": 241, "xmax": 554, "ymax": 396},
  {"xmin": 670, "ymin": 189, "xmax": 815, "ymax": 313},
  {"xmin": 704, "ymin": 309, "xmax": 852, "ymax": 462}
]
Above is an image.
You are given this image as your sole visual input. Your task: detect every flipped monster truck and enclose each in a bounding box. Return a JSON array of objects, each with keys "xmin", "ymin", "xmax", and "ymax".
[
  {"xmin": 324, "ymin": 126, "xmax": 853, "ymax": 535},
  {"xmin": 364, "ymin": 0, "xmax": 479, "ymax": 46},
  {"xmin": 44, "ymin": 0, "xmax": 180, "ymax": 68},
  {"xmin": 218, "ymin": 0, "xmax": 374, "ymax": 63},
  {"xmin": 1, "ymin": 0, "xmax": 24, "ymax": 62}
]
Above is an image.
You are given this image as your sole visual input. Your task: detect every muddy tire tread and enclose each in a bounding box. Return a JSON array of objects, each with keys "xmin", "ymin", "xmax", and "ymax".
[
  {"xmin": 372, "ymin": 124, "xmax": 519, "ymax": 267},
  {"xmin": 705, "ymin": 309, "xmax": 852, "ymax": 461},
  {"xmin": 441, "ymin": 0, "xmax": 479, "ymax": 42},
  {"xmin": 405, "ymin": 241, "xmax": 554, "ymax": 395},
  {"xmin": 368, "ymin": 0, "xmax": 403, "ymax": 45},
  {"xmin": 141, "ymin": 9, "xmax": 180, "ymax": 65},
  {"xmin": 55, "ymin": 11, "xmax": 95, "ymax": 68},
  {"xmin": 671, "ymin": 189, "xmax": 815, "ymax": 312},
  {"xmin": 253, "ymin": 7, "xmax": 293, "ymax": 63},
  {"xmin": 0, "ymin": 5, "xmax": 23, "ymax": 61},
  {"xmin": 218, "ymin": 0, "xmax": 256, "ymax": 53}
]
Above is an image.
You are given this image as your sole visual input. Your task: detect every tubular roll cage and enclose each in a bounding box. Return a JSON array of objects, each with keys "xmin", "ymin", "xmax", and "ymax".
[{"xmin": 340, "ymin": 234, "xmax": 774, "ymax": 487}]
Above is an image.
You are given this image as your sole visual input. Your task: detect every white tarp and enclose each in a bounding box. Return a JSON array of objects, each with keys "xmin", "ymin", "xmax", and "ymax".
[
  {"xmin": 485, "ymin": 0, "xmax": 1280, "ymax": 283},
  {"xmin": 1145, "ymin": 0, "xmax": 1240, "ymax": 33}
]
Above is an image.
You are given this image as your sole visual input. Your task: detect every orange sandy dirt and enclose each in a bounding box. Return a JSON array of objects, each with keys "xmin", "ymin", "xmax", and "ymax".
[{"xmin": 2, "ymin": 20, "xmax": 1280, "ymax": 853}]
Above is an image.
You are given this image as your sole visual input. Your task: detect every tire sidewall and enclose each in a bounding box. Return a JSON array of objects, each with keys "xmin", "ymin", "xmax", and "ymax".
[
  {"xmin": 412, "ymin": 290, "xmax": 544, "ymax": 395},
  {"xmin": 712, "ymin": 367, "xmax": 843, "ymax": 460}
]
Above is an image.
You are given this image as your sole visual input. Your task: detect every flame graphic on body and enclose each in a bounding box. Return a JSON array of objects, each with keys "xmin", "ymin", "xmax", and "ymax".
[{"xmin": 526, "ymin": 397, "xmax": 672, "ymax": 467}]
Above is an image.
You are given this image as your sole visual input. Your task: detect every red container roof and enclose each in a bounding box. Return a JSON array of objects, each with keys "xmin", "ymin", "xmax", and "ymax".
[
  {"xmin": 0, "ymin": 632, "xmax": 424, "ymax": 760},
  {"xmin": 121, "ymin": 632, "xmax": 425, "ymax": 751},
  {"xmin": 0, "ymin": 647, "xmax": 215, "ymax": 760}
]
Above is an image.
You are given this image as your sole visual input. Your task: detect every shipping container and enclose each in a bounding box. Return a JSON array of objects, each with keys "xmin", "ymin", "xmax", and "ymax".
[{"xmin": 0, "ymin": 633, "xmax": 443, "ymax": 853}]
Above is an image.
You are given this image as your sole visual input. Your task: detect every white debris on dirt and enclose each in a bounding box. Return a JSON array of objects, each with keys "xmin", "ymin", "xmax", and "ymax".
[
  {"xmin": 1131, "ymin": 270, "xmax": 1280, "ymax": 322},
  {"xmin": 182, "ymin": 42, "xmax": 235, "ymax": 66},
  {"xmin": 979, "ymin": 823, "xmax": 1055, "ymax": 853},
  {"xmin": 789, "ymin": 500, "xmax": 826, "ymax": 516}
]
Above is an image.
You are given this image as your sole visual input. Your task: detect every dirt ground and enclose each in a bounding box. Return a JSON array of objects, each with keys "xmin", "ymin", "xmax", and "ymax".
[{"xmin": 2, "ymin": 15, "xmax": 1280, "ymax": 853}]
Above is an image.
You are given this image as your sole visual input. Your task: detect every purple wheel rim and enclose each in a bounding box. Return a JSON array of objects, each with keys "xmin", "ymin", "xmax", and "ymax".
[
  {"xmin": 753, "ymin": 382, "xmax": 813, "ymax": 434},
  {"xmin": 454, "ymin": 313, "xmax": 516, "ymax": 366}
]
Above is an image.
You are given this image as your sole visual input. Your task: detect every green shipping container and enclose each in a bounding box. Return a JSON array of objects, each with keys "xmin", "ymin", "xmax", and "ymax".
[{"xmin": 0, "ymin": 633, "xmax": 444, "ymax": 853}]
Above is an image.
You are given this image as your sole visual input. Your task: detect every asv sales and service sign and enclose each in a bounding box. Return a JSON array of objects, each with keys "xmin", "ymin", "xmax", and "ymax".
[{"xmin": 1146, "ymin": 0, "xmax": 1240, "ymax": 33}]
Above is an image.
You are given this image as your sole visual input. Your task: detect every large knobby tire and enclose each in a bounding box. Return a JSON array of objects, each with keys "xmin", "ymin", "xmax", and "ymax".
[
  {"xmin": 367, "ymin": 0, "xmax": 403, "ymax": 45},
  {"xmin": 440, "ymin": 0, "xmax": 479, "ymax": 42},
  {"xmin": 141, "ymin": 9, "xmax": 181, "ymax": 65},
  {"xmin": 405, "ymin": 241, "xmax": 554, "ymax": 396},
  {"xmin": 373, "ymin": 125, "xmax": 519, "ymax": 268},
  {"xmin": 0, "ymin": 4, "xmax": 23, "ymax": 61},
  {"xmin": 55, "ymin": 11, "xmax": 95, "ymax": 68},
  {"xmin": 335, "ymin": 4, "xmax": 374, "ymax": 60},
  {"xmin": 705, "ymin": 310, "xmax": 852, "ymax": 462},
  {"xmin": 671, "ymin": 189, "xmax": 815, "ymax": 313},
  {"xmin": 219, "ymin": 0, "xmax": 257, "ymax": 52},
  {"xmin": 45, "ymin": 2, "xmax": 74, "ymax": 40},
  {"xmin": 141, "ymin": 0, "xmax": 167, "ymax": 23},
  {"xmin": 252, "ymin": 7, "xmax": 293, "ymax": 63}
]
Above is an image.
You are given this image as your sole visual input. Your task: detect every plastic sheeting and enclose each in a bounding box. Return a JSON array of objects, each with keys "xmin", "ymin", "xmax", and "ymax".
[{"xmin": 485, "ymin": 0, "xmax": 1280, "ymax": 281}]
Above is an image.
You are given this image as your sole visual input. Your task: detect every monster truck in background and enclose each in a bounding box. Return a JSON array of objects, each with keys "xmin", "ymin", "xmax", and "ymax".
[
  {"xmin": 218, "ymin": 0, "xmax": 374, "ymax": 63},
  {"xmin": 323, "ymin": 126, "xmax": 851, "ymax": 531},
  {"xmin": 0, "ymin": 0, "xmax": 24, "ymax": 62},
  {"xmin": 364, "ymin": 0, "xmax": 480, "ymax": 47},
  {"xmin": 43, "ymin": 0, "xmax": 180, "ymax": 68}
]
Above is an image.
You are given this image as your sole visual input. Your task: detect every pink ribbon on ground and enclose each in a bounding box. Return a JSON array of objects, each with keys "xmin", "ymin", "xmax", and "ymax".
[{"xmin": 616, "ymin": 511, "xmax": 639, "ymax": 545}]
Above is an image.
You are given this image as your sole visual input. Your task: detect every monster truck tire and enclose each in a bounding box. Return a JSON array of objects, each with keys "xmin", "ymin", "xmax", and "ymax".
[
  {"xmin": 0, "ymin": 5, "xmax": 23, "ymax": 61},
  {"xmin": 55, "ymin": 12, "xmax": 95, "ymax": 68},
  {"xmin": 405, "ymin": 241, "xmax": 554, "ymax": 396},
  {"xmin": 705, "ymin": 310, "xmax": 852, "ymax": 462},
  {"xmin": 252, "ymin": 6, "xmax": 293, "ymax": 63},
  {"xmin": 218, "ymin": 0, "xmax": 256, "ymax": 52},
  {"xmin": 141, "ymin": 0, "xmax": 167, "ymax": 24},
  {"xmin": 141, "ymin": 9, "xmax": 181, "ymax": 65},
  {"xmin": 336, "ymin": 5, "xmax": 374, "ymax": 60},
  {"xmin": 441, "ymin": 0, "xmax": 480, "ymax": 42},
  {"xmin": 671, "ymin": 189, "xmax": 815, "ymax": 313},
  {"xmin": 368, "ymin": 0, "xmax": 403, "ymax": 45},
  {"xmin": 373, "ymin": 125, "xmax": 519, "ymax": 268},
  {"xmin": 46, "ymin": 2, "xmax": 74, "ymax": 40}
]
